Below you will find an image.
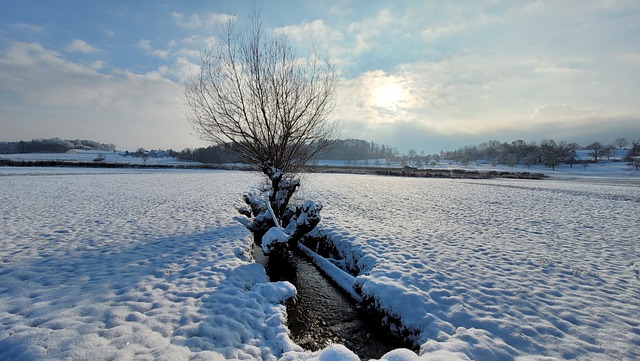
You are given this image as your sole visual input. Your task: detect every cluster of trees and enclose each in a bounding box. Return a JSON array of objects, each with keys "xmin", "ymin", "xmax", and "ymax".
[
  {"xmin": 439, "ymin": 138, "xmax": 638, "ymax": 170},
  {"xmin": 0, "ymin": 138, "xmax": 116, "ymax": 154},
  {"xmin": 173, "ymin": 139, "xmax": 397, "ymax": 164},
  {"xmin": 120, "ymin": 148, "xmax": 176, "ymax": 162},
  {"xmin": 173, "ymin": 145, "xmax": 244, "ymax": 164},
  {"xmin": 626, "ymin": 141, "xmax": 640, "ymax": 170},
  {"xmin": 319, "ymin": 139, "xmax": 396, "ymax": 160}
]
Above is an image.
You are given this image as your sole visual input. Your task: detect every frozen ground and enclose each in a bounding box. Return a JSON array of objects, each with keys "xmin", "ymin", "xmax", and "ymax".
[
  {"xmin": 1, "ymin": 166, "xmax": 639, "ymax": 360},
  {"xmin": 0, "ymin": 168, "xmax": 307, "ymax": 360},
  {"xmin": 299, "ymin": 173, "xmax": 640, "ymax": 360}
]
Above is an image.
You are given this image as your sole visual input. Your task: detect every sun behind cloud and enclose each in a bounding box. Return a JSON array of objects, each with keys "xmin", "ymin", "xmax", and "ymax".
[
  {"xmin": 353, "ymin": 70, "xmax": 416, "ymax": 118},
  {"xmin": 372, "ymin": 81, "xmax": 407, "ymax": 113}
]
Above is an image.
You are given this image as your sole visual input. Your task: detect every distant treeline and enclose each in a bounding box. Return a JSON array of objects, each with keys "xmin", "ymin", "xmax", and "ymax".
[
  {"xmin": 4, "ymin": 136, "xmax": 639, "ymax": 171},
  {"xmin": 173, "ymin": 145, "xmax": 246, "ymax": 164},
  {"xmin": 306, "ymin": 165, "xmax": 547, "ymax": 180},
  {"xmin": 319, "ymin": 139, "xmax": 396, "ymax": 160},
  {"xmin": 0, "ymin": 158, "xmax": 249, "ymax": 171},
  {"xmin": 167, "ymin": 137, "xmax": 640, "ymax": 171},
  {"xmin": 438, "ymin": 138, "xmax": 639, "ymax": 169},
  {"xmin": 175, "ymin": 138, "xmax": 397, "ymax": 164},
  {"xmin": 0, "ymin": 138, "xmax": 116, "ymax": 154}
]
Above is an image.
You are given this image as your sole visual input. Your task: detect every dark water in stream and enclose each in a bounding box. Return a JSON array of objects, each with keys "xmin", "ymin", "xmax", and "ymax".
[{"xmin": 253, "ymin": 244, "xmax": 414, "ymax": 360}]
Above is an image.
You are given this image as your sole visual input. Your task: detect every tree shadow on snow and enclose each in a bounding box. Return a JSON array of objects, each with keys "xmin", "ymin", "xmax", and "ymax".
[{"xmin": 0, "ymin": 224, "xmax": 281, "ymax": 359}]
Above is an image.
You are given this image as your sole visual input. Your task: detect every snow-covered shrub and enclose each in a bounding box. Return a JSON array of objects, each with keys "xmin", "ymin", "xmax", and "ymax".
[
  {"xmin": 241, "ymin": 193, "xmax": 274, "ymax": 236},
  {"xmin": 240, "ymin": 166, "xmax": 324, "ymax": 254}
]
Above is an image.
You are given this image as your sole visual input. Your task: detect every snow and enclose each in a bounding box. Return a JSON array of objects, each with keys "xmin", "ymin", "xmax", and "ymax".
[
  {"xmin": 1, "ymin": 162, "xmax": 639, "ymax": 360},
  {"xmin": 299, "ymin": 173, "xmax": 640, "ymax": 360},
  {"xmin": 1, "ymin": 149, "xmax": 194, "ymax": 166},
  {"xmin": 310, "ymin": 345, "xmax": 360, "ymax": 361},
  {"xmin": 260, "ymin": 200, "xmax": 291, "ymax": 255},
  {"xmin": 262, "ymin": 226, "xmax": 291, "ymax": 254},
  {"xmin": 261, "ymin": 198, "xmax": 324, "ymax": 255},
  {"xmin": 0, "ymin": 168, "xmax": 304, "ymax": 360},
  {"xmin": 295, "ymin": 200, "xmax": 321, "ymax": 229},
  {"xmin": 281, "ymin": 344, "xmax": 360, "ymax": 361},
  {"xmin": 298, "ymin": 243, "xmax": 361, "ymax": 302}
]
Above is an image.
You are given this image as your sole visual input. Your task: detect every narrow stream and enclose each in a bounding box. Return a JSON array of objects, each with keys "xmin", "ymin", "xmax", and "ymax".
[{"xmin": 253, "ymin": 244, "xmax": 413, "ymax": 360}]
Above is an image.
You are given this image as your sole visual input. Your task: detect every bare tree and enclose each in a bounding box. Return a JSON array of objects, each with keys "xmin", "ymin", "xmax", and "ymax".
[
  {"xmin": 565, "ymin": 142, "xmax": 580, "ymax": 168},
  {"xmin": 184, "ymin": 10, "xmax": 339, "ymax": 252},
  {"xmin": 613, "ymin": 137, "xmax": 628, "ymax": 150},
  {"xmin": 601, "ymin": 144, "xmax": 615, "ymax": 161},
  {"xmin": 587, "ymin": 141, "xmax": 603, "ymax": 163},
  {"xmin": 540, "ymin": 139, "xmax": 562, "ymax": 170},
  {"xmin": 184, "ymin": 11, "xmax": 339, "ymax": 176}
]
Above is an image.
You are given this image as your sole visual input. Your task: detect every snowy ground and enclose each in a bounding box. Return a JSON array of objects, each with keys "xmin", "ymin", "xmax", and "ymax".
[
  {"xmin": 1, "ymin": 150, "xmax": 192, "ymax": 166},
  {"xmin": 298, "ymin": 173, "xmax": 640, "ymax": 360},
  {"xmin": 1, "ymin": 165, "xmax": 639, "ymax": 360},
  {"xmin": 0, "ymin": 168, "xmax": 307, "ymax": 360}
]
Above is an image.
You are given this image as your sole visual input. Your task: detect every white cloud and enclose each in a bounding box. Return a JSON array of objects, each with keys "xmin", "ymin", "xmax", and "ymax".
[
  {"xmin": 66, "ymin": 39, "xmax": 98, "ymax": 53},
  {"xmin": 11, "ymin": 22, "xmax": 46, "ymax": 35},
  {"xmin": 150, "ymin": 49, "xmax": 170, "ymax": 59},
  {"xmin": 618, "ymin": 53, "xmax": 640, "ymax": 65},
  {"xmin": 533, "ymin": 66, "xmax": 584, "ymax": 76},
  {"xmin": 171, "ymin": 12, "xmax": 236, "ymax": 29},
  {"xmin": 91, "ymin": 60, "xmax": 107, "ymax": 70},
  {"xmin": 173, "ymin": 47, "xmax": 200, "ymax": 60},
  {"xmin": 0, "ymin": 42, "xmax": 194, "ymax": 150},
  {"xmin": 137, "ymin": 39, "xmax": 152, "ymax": 51},
  {"xmin": 421, "ymin": 22, "xmax": 465, "ymax": 41},
  {"xmin": 334, "ymin": 41, "xmax": 640, "ymax": 150},
  {"xmin": 0, "ymin": 42, "xmax": 97, "ymax": 74},
  {"xmin": 276, "ymin": 19, "xmax": 343, "ymax": 46},
  {"xmin": 530, "ymin": 104, "xmax": 599, "ymax": 121},
  {"xmin": 137, "ymin": 39, "xmax": 170, "ymax": 59},
  {"xmin": 178, "ymin": 34, "xmax": 217, "ymax": 50},
  {"xmin": 161, "ymin": 57, "xmax": 200, "ymax": 82},
  {"xmin": 274, "ymin": 19, "xmax": 346, "ymax": 66},
  {"xmin": 346, "ymin": 9, "xmax": 396, "ymax": 54}
]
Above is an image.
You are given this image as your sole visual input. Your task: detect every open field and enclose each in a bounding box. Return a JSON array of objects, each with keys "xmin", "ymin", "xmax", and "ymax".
[
  {"xmin": 1, "ymin": 167, "xmax": 639, "ymax": 360},
  {"xmin": 300, "ymin": 173, "xmax": 640, "ymax": 360}
]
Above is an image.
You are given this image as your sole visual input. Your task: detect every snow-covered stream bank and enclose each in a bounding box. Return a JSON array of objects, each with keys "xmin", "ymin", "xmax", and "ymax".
[{"xmin": 253, "ymin": 243, "xmax": 413, "ymax": 360}]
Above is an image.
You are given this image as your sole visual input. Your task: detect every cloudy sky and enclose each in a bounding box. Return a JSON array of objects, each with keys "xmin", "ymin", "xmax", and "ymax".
[{"xmin": 1, "ymin": 1, "xmax": 639, "ymax": 153}]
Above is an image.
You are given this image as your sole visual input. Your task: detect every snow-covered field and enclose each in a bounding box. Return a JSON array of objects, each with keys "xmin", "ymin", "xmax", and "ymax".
[
  {"xmin": 299, "ymin": 173, "xmax": 640, "ymax": 360},
  {"xmin": 1, "ymin": 166, "xmax": 639, "ymax": 360},
  {"xmin": 0, "ymin": 168, "xmax": 306, "ymax": 360},
  {"xmin": 1, "ymin": 150, "xmax": 192, "ymax": 166}
]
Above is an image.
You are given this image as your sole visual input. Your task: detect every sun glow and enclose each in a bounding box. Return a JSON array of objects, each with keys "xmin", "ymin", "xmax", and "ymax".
[{"xmin": 372, "ymin": 81, "xmax": 408, "ymax": 113}]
